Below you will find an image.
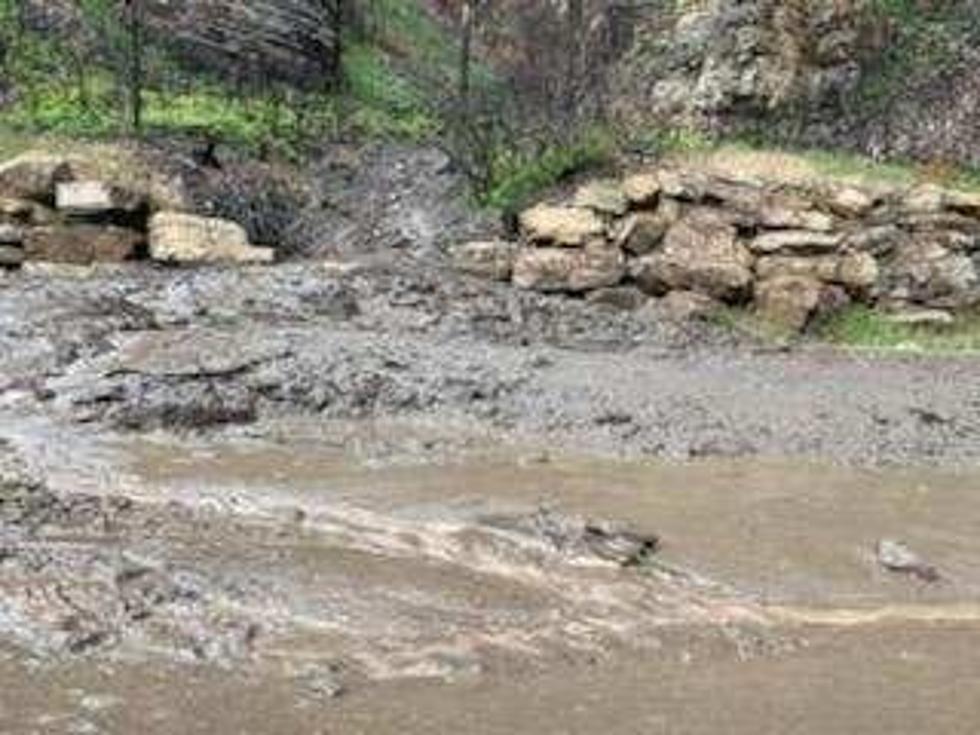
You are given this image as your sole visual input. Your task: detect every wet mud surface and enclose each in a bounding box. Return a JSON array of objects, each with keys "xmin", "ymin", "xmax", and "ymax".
[{"xmin": 2, "ymin": 259, "xmax": 980, "ymax": 732}]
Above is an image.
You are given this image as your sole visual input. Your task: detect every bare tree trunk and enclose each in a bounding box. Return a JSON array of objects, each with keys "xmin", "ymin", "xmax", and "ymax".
[
  {"xmin": 565, "ymin": 0, "xmax": 585, "ymax": 121},
  {"xmin": 125, "ymin": 0, "xmax": 144, "ymax": 133},
  {"xmin": 459, "ymin": 0, "xmax": 475, "ymax": 111}
]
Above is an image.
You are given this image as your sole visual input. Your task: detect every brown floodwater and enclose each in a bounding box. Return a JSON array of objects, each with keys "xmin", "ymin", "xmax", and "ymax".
[{"xmin": 2, "ymin": 418, "xmax": 979, "ymax": 733}]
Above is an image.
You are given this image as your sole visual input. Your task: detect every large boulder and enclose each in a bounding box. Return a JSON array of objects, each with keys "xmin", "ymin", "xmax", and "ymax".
[
  {"xmin": 633, "ymin": 209, "xmax": 754, "ymax": 302},
  {"xmin": 23, "ymin": 225, "xmax": 144, "ymax": 264},
  {"xmin": 519, "ymin": 204, "xmax": 606, "ymax": 246},
  {"xmin": 0, "ymin": 152, "xmax": 74, "ymax": 203},
  {"xmin": 513, "ymin": 241, "xmax": 625, "ymax": 292},
  {"xmin": 149, "ymin": 212, "xmax": 275, "ymax": 264}
]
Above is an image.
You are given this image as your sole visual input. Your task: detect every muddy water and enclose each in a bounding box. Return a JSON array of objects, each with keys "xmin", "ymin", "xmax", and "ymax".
[{"xmin": 2, "ymin": 419, "xmax": 980, "ymax": 733}]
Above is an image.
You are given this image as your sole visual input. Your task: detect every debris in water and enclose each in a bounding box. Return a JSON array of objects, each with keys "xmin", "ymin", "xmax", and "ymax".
[
  {"xmin": 583, "ymin": 523, "xmax": 660, "ymax": 567},
  {"xmin": 876, "ymin": 539, "xmax": 940, "ymax": 583}
]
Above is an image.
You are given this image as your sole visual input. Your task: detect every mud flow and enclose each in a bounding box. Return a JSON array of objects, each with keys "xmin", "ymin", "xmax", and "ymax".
[{"xmin": 1, "ymin": 418, "xmax": 979, "ymax": 733}]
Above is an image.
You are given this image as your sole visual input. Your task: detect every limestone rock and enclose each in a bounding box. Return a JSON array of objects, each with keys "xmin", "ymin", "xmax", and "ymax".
[
  {"xmin": 452, "ymin": 240, "xmax": 515, "ymax": 281},
  {"xmin": 754, "ymin": 276, "xmax": 822, "ymax": 331},
  {"xmin": 755, "ymin": 252, "xmax": 878, "ymax": 293},
  {"xmin": 749, "ymin": 230, "xmax": 843, "ymax": 255},
  {"xmin": 149, "ymin": 212, "xmax": 274, "ymax": 264},
  {"xmin": 519, "ymin": 204, "xmax": 606, "ymax": 246},
  {"xmin": 826, "ymin": 185, "xmax": 877, "ymax": 218},
  {"xmin": 55, "ymin": 180, "xmax": 145, "ymax": 218},
  {"xmin": 617, "ymin": 199, "xmax": 683, "ymax": 256},
  {"xmin": 621, "ymin": 173, "xmax": 661, "ymax": 207},
  {"xmin": 633, "ymin": 209, "xmax": 753, "ymax": 302},
  {"xmin": 885, "ymin": 240, "xmax": 977, "ymax": 306},
  {"xmin": 0, "ymin": 152, "xmax": 74, "ymax": 203},
  {"xmin": 23, "ymin": 225, "xmax": 144, "ymax": 264},
  {"xmin": 513, "ymin": 242, "xmax": 625, "ymax": 292},
  {"xmin": 574, "ymin": 180, "xmax": 628, "ymax": 216}
]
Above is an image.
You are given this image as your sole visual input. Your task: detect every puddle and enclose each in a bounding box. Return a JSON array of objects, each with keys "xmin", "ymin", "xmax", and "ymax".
[{"xmin": 2, "ymin": 418, "xmax": 980, "ymax": 732}]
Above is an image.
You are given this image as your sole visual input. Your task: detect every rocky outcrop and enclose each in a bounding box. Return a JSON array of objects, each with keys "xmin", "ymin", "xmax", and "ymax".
[
  {"xmin": 456, "ymin": 163, "xmax": 980, "ymax": 331},
  {"xmin": 142, "ymin": 0, "xmax": 340, "ymax": 89},
  {"xmin": 616, "ymin": 0, "xmax": 869, "ymax": 129}
]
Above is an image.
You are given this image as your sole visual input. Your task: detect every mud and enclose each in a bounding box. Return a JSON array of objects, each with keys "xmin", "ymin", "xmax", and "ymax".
[
  {"xmin": 2, "ymin": 422, "xmax": 980, "ymax": 732},
  {"xmin": 1, "ymin": 258, "xmax": 978, "ymax": 464},
  {"xmin": 2, "ymin": 245, "xmax": 980, "ymax": 731}
]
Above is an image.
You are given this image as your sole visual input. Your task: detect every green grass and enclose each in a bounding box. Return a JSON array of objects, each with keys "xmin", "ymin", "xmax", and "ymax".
[
  {"xmin": 817, "ymin": 306, "xmax": 980, "ymax": 353},
  {"xmin": 479, "ymin": 129, "xmax": 618, "ymax": 212},
  {"xmin": 0, "ymin": 0, "xmax": 449, "ymax": 153}
]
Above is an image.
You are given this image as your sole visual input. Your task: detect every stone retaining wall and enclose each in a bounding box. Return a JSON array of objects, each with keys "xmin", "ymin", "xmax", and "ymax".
[{"xmin": 454, "ymin": 166, "xmax": 980, "ymax": 330}]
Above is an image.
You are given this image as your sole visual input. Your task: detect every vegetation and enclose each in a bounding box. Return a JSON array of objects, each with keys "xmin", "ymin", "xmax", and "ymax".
[{"xmin": 817, "ymin": 307, "xmax": 980, "ymax": 353}]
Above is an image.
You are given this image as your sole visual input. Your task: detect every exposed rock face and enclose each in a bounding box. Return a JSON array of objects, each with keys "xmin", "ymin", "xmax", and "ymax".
[
  {"xmin": 617, "ymin": 0, "xmax": 868, "ymax": 129},
  {"xmin": 149, "ymin": 212, "xmax": 275, "ymax": 264},
  {"xmin": 456, "ymin": 160, "xmax": 980, "ymax": 331},
  {"xmin": 142, "ymin": 0, "xmax": 339, "ymax": 89}
]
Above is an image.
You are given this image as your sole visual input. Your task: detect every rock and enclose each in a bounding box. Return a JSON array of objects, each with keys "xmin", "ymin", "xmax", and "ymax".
[
  {"xmin": 947, "ymin": 190, "xmax": 980, "ymax": 218},
  {"xmin": 659, "ymin": 289, "xmax": 721, "ymax": 321},
  {"xmin": 617, "ymin": 199, "xmax": 683, "ymax": 256},
  {"xmin": 0, "ymin": 245, "xmax": 24, "ymax": 267},
  {"xmin": 0, "ymin": 223, "xmax": 23, "ymax": 245},
  {"xmin": 754, "ymin": 275, "xmax": 823, "ymax": 331},
  {"xmin": 837, "ymin": 252, "xmax": 880, "ymax": 292},
  {"xmin": 876, "ymin": 539, "xmax": 940, "ymax": 583},
  {"xmin": 633, "ymin": 209, "xmax": 753, "ymax": 302},
  {"xmin": 885, "ymin": 240, "xmax": 978, "ymax": 306},
  {"xmin": 884, "ymin": 308, "xmax": 955, "ymax": 327},
  {"xmin": 451, "ymin": 240, "xmax": 515, "ymax": 281},
  {"xmin": 513, "ymin": 241, "xmax": 625, "ymax": 292},
  {"xmin": 903, "ymin": 185, "xmax": 947, "ymax": 214},
  {"xmin": 621, "ymin": 173, "xmax": 661, "ymax": 207},
  {"xmin": 55, "ymin": 180, "xmax": 145, "ymax": 218},
  {"xmin": 574, "ymin": 180, "xmax": 628, "ymax": 216},
  {"xmin": 586, "ymin": 285, "xmax": 648, "ymax": 311},
  {"xmin": 142, "ymin": 0, "xmax": 339, "ymax": 91},
  {"xmin": 754, "ymin": 206, "xmax": 836, "ymax": 232},
  {"xmin": 23, "ymin": 225, "xmax": 144, "ymax": 264},
  {"xmin": 149, "ymin": 212, "xmax": 275, "ymax": 264},
  {"xmin": 0, "ymin": 152, "xmax": 74, "ymax": 203},
  {"xmin": 826, "ymin": 185, "xmax": 878, "ymax": 217},
  {"xmin": 519, "ymin": 204, "xmax": 606, "ymax": 247},
  {"xmin": 845, "ymin": 225, "xmax": 904, "ymax": 256},
  {"xmin": 657, "ymin": 168, "xmax": 710, "ymax": 201},
  {"xmin": 0, "ymin": 197, "xmax": 55, "ymax": 225},
  {"xmin": 749, "ymin": 230, "xmax": 843, "ymax": 255},
  {"xmin": 755, "ymin": 252, "xmax": 878, "ymax": 293}
]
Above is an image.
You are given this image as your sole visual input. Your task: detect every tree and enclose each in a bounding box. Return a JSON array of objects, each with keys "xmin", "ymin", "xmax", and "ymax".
[{"xmin": 123, "ymin": 0, "xmax": 144, "ymax": 132}]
